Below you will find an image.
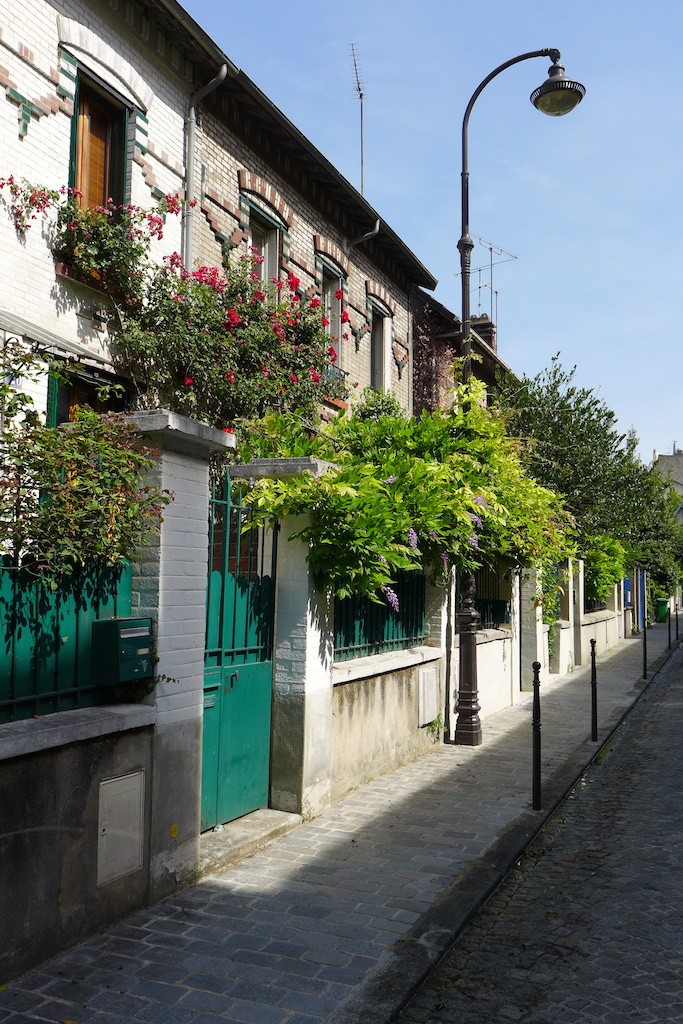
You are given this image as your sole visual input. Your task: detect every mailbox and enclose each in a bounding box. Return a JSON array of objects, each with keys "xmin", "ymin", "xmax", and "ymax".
[{"xmin": 92, "ymin": 618, "xmax": 154, "ymax": 686}]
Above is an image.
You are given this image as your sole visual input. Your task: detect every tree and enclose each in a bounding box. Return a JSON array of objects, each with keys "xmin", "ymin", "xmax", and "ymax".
[{"xmin": 495, "ymin": 355, "xmax": 683, "ymax": 590}]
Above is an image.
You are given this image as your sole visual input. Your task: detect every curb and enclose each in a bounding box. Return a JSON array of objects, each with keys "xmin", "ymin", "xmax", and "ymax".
[{"xmin": 329, "ymin": 637, "xmax": 682, "ymax": 1024}]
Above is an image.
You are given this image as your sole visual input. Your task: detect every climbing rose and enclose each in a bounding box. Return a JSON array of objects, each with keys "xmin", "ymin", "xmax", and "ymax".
[
  {"xmin": 309, "ymin": 367, "xmax": 321, "ymax": 383},
  {"xmin": 183, "ymin": 377, "xmax": 193, "ymax": 387},
  {"xmin": 310, "ymin": 296, "xmax": 321, "ymax": 308},
  {"xmin": 286, "ymin": 272, "xmax": 300, "ymax": 291},
  {"xmin": 341, "ymin": 310, "xmax": 350, "ymax": 323},
  {"xmin": 335, "ymin": 288, "xmax": 344, "ymax": 300}
]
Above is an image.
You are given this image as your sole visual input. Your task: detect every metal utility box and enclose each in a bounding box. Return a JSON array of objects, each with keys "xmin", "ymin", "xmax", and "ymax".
[{"xmin": 92, "ymin": 618, "xmax": 153, "ymax": 686}]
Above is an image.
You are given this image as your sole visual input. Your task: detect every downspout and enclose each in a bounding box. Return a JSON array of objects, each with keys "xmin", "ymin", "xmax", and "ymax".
[
  {"xmin": 347, "ymin": 218, "xmax": 380, "ymax": 251},
  {"xmin": 183, "ymin": 64, "xmax": 231, "ymax": 267}
]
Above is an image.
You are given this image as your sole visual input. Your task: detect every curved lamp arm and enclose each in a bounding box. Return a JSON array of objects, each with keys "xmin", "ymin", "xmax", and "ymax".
[{"xmin": 458, "ymin": 48, "xmax": 583, "ymax": 380}]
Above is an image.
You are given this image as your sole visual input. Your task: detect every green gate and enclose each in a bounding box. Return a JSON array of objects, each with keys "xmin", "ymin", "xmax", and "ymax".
[{"xmin": 201, "ymin": 472, "xmax": 277, "ymax": 831}]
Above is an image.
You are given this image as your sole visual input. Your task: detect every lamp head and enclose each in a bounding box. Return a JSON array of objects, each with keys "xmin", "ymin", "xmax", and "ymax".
[{"xmin": 530, "ymin": 58, "xmax": 585, "ymax": 116}]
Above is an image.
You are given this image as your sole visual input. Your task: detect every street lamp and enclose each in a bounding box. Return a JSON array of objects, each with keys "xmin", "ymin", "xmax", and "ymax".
[{"xmin": 454, "ymin": 49, "xmax": 585, "ymax": 746}]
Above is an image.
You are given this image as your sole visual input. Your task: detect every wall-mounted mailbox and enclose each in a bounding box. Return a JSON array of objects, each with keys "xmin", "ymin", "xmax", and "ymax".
[{"xmin": 92, "ymin": 618, "xmax": 153, "ymax": 686}]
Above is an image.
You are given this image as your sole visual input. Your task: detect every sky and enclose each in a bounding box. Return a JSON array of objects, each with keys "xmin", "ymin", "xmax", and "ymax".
[{"xmin": 182, "ymin": 0, "xmax": 683, "ymax": 463}]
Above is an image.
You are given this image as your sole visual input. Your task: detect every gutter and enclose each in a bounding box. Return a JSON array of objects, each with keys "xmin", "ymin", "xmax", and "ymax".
[{"xmin": 183, "ymin": 64, "xmax": 232, "ymax": 267}]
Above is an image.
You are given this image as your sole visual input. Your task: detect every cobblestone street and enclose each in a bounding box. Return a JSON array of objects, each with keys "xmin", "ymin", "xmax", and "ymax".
[{"xmin": 396, "ymin": 646, "xmax": 683, "ymax": 1024}]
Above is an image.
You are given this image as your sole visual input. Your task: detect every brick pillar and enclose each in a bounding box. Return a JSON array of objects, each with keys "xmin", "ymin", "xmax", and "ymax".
[{"xmin": 127, "ymin": 411, "xmax": 234, "ymax": 899}]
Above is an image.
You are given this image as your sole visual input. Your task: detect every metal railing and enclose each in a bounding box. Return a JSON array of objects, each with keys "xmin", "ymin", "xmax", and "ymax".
[{"xmin": 333, "ymin": 572, "xmax": 426, "ymax": 662}]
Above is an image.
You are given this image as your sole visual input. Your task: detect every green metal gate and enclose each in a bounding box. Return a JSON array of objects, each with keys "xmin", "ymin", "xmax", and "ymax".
[{"xmin": 201, "ymin": 472, "xmax": 277, "ymax": 831}]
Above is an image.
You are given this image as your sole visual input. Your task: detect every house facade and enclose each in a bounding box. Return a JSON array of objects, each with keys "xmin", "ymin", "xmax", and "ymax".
[{"xmin": 0, "ymin": 0, "xmax": 444, "ymax": 980}]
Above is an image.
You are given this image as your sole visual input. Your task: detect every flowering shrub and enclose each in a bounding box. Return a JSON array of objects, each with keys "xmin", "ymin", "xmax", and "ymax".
[
  {"xmin": 2, "ymin": 178, "xmax": 347, "ymax": 425},
  {"xmin": 53, "ymin": 193, "xmax": 182, "ymax": 304},
  {"xmin": 115, "ymin": 253, "xmax": 347, "ymax": 424},
  {"xmin": 0, "ymin": 177, "xmax": 182, "ymax": 305},
  {"xmin": 0, "ymin": 176, "xmax": 61, "ymax": 232},
  {"xmin": 238, "ymin": 380, "xmax": 575, "ymax": 603}
]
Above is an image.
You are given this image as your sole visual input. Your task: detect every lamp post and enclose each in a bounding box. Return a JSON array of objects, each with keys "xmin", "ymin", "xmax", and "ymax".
[{"xmin": 454, "ymin": 50, "xmax": 585, "ymax": 746}]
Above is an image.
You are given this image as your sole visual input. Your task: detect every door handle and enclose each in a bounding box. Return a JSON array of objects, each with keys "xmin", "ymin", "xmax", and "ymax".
[{"xmin": 229, "ymin": 670, "xmax": 239, "ymax": 689}]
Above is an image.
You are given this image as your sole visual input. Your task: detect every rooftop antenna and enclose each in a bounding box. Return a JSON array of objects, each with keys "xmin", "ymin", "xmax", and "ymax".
[
  {"xmin": 475, "ymin": 237, "xmax": 517, "ymax": 323},
  {"xmin": 350, "ymin": 44, "xmax": 365, "ymax": 195}
]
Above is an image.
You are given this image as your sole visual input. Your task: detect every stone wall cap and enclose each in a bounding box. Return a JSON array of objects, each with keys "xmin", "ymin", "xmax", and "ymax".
[
  {"xmin": 0, "ymin": 704, "xmax": 156, "ymax": 762},
  {"xmin": 121, "ymin": 410, "xmax": 236, "ymax": 455},
  {"xmin": 231, "ymin": 457, "xmax": 338, "ymax": 479}
]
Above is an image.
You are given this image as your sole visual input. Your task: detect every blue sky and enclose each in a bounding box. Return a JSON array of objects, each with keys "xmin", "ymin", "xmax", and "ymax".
[{"xmin": 183, "ymin": 0, "xmax": 682, "ymax": 462}]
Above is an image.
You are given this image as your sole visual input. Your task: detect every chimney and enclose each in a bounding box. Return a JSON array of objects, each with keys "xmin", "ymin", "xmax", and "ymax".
[{"xmin": 471, "ymin": 314, "xmax": 497, "ymax": 352}]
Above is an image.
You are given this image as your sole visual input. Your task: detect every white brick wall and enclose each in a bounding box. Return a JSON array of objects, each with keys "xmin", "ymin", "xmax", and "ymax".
[{"xmin": 0, "ymin": 0, "xmax": 187, "ymax": 369}]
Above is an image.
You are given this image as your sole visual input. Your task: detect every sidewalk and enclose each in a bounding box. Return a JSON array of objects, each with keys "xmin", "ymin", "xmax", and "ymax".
[{"xmin": 1, "ymin": 625, "xmax": 675, "ymax": 1024}]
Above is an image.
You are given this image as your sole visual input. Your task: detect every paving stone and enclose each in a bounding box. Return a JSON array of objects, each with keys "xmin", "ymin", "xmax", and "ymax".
[{"xmin": 4, "ymin": 627, "xmax": 675, "ymax": 1024}]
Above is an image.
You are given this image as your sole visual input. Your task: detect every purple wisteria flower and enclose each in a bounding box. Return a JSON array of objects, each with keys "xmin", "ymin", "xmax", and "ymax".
[
  {"xmin": 383, "ymin": 475, "xmax": 397, "ymax": 484},
  {"xmin": 383, "ymin": 585, "xmax": 400, "ymax": 612},
  {"xmin": 469, "ymin": 513, "xmax": 483, "ymax": 528},
  {"xmin": 428, "ymin": 529, "xmax": 439, "ymax": 540},
  {"xmin": 468, "ymin": 533, "xmax": 479, "ymax": 549},
  {"xmin": 473, "ymin": 494, "xmax": 486, "ymax": 506},
  {"xmin": 407, "ymin": 527, "xmax": 419, "ymax": 551},
  {"xmin": 440, "ymin": 550, "xmax": 450, "ymax": 567}
]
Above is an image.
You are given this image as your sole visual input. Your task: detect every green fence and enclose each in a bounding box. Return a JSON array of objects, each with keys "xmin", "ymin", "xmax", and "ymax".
[
  {"xmin": 333, "ymin": 572, "xmax": 426, "ymax": 662},
  {"xmin": 0, "ymin": 558, "xmax": 132, "ymax": 723}
]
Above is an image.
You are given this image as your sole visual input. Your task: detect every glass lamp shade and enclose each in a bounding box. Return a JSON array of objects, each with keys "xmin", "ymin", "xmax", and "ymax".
[{"xmin": 531, "ymin": 64, "xmax": 585, "ymax": 116}]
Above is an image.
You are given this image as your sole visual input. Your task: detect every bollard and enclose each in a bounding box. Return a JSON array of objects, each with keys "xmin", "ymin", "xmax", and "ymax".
[
  {"xmin": 590, "ymin": 638, "xmax": 598, "ymax": 742},
  {"xmin": 677, "ymin": 602, "xmax": 679, "ymax": 642},
  {"xmin": 643, "ymin": 610, "xmax": 648, "ymax": 679},
  {"xmin": 669, "ymin": 607, "xmax": 672, "ymax": 650},
  {"xmin": 532, "ymin": 661, "xmax": 542, "ymax": 811}
]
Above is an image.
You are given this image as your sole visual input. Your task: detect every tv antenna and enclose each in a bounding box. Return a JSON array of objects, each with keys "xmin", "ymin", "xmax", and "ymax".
[
  {"xmin": 456, "ymin": 236, "xmax": 517, "ymax": 324},
  {"xmin": 350, "ymin": 44, "xmax": 365, "ymax": 195}
]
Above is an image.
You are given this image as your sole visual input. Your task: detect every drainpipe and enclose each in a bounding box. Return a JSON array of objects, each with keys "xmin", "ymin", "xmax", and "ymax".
[
  {"xmin": 347, "ymin": 218, "xmax": 380, "ymax": 251},
  {"xmin": 183, "ymin": 64, "xmax": 231, "ymax": 267}
]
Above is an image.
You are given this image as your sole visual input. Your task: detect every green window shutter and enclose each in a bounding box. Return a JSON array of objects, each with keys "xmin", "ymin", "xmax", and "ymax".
[{"xmin": 45, "ymin": 374, "xmax": 59, "ymax": 427}]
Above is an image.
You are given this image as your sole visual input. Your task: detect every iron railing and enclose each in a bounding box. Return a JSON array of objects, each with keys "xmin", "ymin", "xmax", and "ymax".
[
  {"xmin": 333, "ymin": 572, "xmax": 426, "ymax": 662},
  {"xmin": 0, "ymin": 557, "xmax": 132, "ymax": 723}
]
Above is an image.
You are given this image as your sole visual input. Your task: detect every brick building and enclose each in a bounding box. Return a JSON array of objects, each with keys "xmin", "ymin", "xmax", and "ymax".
[{"xmin": 0, "ymin": 0, "xmax": 441, "ymax": 979}]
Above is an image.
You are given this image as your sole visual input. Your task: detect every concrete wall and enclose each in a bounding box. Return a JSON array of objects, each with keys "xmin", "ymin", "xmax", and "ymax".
[
  {"xmin": 573, "ymin": 561, "xmax": 623, "ymax": 665},
  {"xmin": 330, "ymin": 650, "xmax": 443, "ymax": 804},
  {"xmin": 0, "ymin": 710, "xmax": 154, "ymax": 979}
]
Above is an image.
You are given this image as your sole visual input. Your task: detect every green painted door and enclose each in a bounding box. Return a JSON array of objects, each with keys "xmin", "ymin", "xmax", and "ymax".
[{"xmin": 201, "ymin": 474, "xmax": 277, "ymax": 831}]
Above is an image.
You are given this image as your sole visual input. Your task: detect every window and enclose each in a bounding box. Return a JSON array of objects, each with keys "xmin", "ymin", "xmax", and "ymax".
[
  {"xmin": 46, "ymin": 369, "xmax": 128, "ymax": 427},
  {"xmin": 370, "ymin": 302, "xmax": 392, "ymax": 391},
  {"xmin": 72, "ymin": 78, "xmax": 127, "ymax": 208},
  {"xmin": 248, "ymin": 209, "xmax": 279, "ymax": 283},
  {"xmin": 322, "ymin": 266, "xmax": 342, "ymax": 366}
]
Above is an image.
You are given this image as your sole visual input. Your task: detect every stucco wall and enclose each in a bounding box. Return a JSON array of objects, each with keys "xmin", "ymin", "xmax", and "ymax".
[{"xmin": 330, "ymin": 656, "xmax": 442, "ymax": 804}]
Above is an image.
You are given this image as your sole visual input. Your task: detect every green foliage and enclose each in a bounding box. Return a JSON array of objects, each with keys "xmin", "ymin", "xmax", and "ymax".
[
  {"xmin": 582, "ymin": 535, "xmax": 626, "ymax": 602},
  {"xmin": 240, "ymin": 380, "xmax": 574, "ymax": 602},
  {"xmin": 496, "ymin": 355, "xmax": 683, "ymax": 592},
  {"xmin": 0, "ymin": 340, "xmax": 170, "ymax": 579},
  {"xmin": 352, "ymin": 386, "xmax": 406, "ymax": 421}
]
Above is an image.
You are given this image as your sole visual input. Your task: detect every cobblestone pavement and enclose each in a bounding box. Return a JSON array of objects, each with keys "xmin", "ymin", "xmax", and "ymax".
[
  {"xmin": 0, "ymin": 627, "xmax": 673, "ymax": 1024},
  {"xmin": 396, "ymin": 644, "xmax": 683, "ymax": 1024}
]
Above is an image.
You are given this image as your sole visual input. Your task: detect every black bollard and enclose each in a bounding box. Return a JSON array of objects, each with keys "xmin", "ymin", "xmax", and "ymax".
[
  {"xmin": 532, "ymin": 661, "xmax": 542, "ymax": 811},
  {"xmin": 676, "ymin": 602, "xmax": 679, "ymax": 642},
  {"xmin": 590, "ymin": 638, "xmax": 598, "ymax": 742}
]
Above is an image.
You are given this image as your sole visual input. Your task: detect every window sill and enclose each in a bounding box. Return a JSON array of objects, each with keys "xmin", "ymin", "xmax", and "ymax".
[
  {"xmin": 0, "ymin": 704, "xmax": 156, "ymax": 762},
  {"xmin": 332, "ymin": 645, "xmax": 441, "ymax": 685}
]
